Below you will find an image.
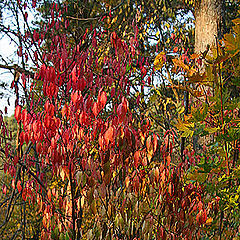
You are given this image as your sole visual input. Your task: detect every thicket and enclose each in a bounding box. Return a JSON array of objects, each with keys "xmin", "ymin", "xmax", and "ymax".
[{"xmin": 0, "ymin": 0, "xmax": 240, "ymax": 239}]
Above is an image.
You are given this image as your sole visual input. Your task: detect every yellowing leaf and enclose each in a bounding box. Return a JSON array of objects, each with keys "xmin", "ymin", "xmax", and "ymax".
[
  {"xmin": 188, "ymin": 72, "xmax": 207, "ymax": 83},
  {"xmin": 181, "ymin": 128, "xmax": 194, "ymax": 138},
  {"xmin": 190, "ymin": 53, "xmax": 200, "ymax": 59},
  {"xmin": 111, "ymin": 16, "xmax": 118, "ymax": 24},
  {"xmin": 90, "ymin": 200, "xmax": 97, "ymax": 215},
  {"xmin": 176, "ymin": 119, "xmax": 194, "ymax": 137},
  {"xmin": 178, "ymin": 106, "xmax": 185, "ymax": 114},
  {"xmin": 205, "ymin": 127, "xmax": 219, "ymax": 133},
  {"xmin": 172, "ymin": 58, "xmax": 196, "ymax": 76},
  {"xmin": 206, "ymin": 217, "xmax": 213, "ymax": 225},
  {"xmin": 154, "ymin": 52, "xmax": 165, "ymax": 70},
  {"xmin": 176, "ymin": 119, "xmax": 194, "ymax": 131}
]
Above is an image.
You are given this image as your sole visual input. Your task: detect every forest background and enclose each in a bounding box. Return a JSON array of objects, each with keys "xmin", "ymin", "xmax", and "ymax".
[{"xmin": 0, "ymin": 0, "xmax": 240, "ymax": 239}]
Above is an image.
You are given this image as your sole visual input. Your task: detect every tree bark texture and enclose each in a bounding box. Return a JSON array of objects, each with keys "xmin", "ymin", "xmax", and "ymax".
[
  {"xmin": 195, "ymin": 0, "xmax": 223, "ymax": 53},
  {"xmin": 193, "ymin": 0, "xmax": 223, "ymax": 149}
]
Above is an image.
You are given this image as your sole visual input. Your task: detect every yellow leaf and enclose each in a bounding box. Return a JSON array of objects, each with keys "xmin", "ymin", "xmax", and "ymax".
[
  {"xmin": 206, "ymin": 217, "xmax": 213, "ymax": 225},
  {"xmin": 232, "ymin": 18, "xmax": 240, "ymax": 25},
  {"xmin": 172, "ymin": 58, "xmax": 190, "ymax": 72},
  {"xmin": 178, "ymin": 106, "xmax": 185, "ymax": 114},
  {"xmin": 90, "ymin": 200, "xmax": 97, "ymax": 215},
  {"xmin": 181, "ymin": 128, "xmax": 194, "ymax": 138},
  {"xmin": 111, "ymin": 16, "xmax": 118, "ymax": 24},
  {"xmin": 154, "ymin": 52, "xmax": 165, "ymax": 70},
  {"xmin": 205, "ymin": 127, "xmax": 219, "ymax": 133},
  {"xmin": 176, "ymin": 119, "xmax": 189, "ymax": 131}
]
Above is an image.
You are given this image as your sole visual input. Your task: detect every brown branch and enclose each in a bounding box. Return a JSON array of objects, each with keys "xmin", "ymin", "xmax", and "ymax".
[
  {"xmin": 0, "ymin": 64, "xmax": 34, "ymax": 78},
  {"xmin": 69, "ymin": 163, "xmax": 76, "ymax": 240},
  {"xmin": 66, "ymin": 16, "xmax": 100, "ymax": 21}
]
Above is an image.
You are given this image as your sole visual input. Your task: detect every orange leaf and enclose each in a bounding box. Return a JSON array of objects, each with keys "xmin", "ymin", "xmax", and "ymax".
[
  {"xmin": 104, "ymin": 126, "xmax": 114, "ymax": 145},
  {"xmin": 61, "ymin": 104, "xmax": 68, "ymax": 118},
  {"xmin": 146, "ymin": 136, "xmax": 152, "ymax": 151},
  {"xmin": 92, "ymin": 102, "xmax": 98, "ymax": 117},
  {"xmin": 206, "ymin": 217, "xmax": 213, "ymax": 225},
  {"xmin": 166, "ymin": 155, "xmax": 171, "ymax": 166},
  {"xmin": 125, "ymin": 176, "xmax": 130, "ymax": 188},
  {"xmin": 47, "ymin": 189, "xmax": 51, "ymax": 202},
  {"xmin": 168, "ymin": 183, "xmax": 173, "ymax": 196},
  {"xmin": 134, "ymin": 151, "xmax": 140, "ymax": 168},
  {"xmin": 190, "ymin": 53, "xmax": 200, "ymax": 59},
  {"xmin": 17, "ymin": 180, "xmax": 22, "ymax": 192}
]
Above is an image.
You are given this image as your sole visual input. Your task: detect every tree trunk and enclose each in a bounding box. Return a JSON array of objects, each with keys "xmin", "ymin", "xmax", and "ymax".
[
  {"xmin": 193, "ymin": 0, "xmax": 223, "ymax": 149},
  {"xmin": 195, "ymin": 0, "xmax": 223, "ymax": 53}
]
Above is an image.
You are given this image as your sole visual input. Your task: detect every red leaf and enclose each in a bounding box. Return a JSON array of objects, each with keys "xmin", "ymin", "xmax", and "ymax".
[
  {"xmin": 22, "ymin": 188, "xmax": 27, "ymax": 201},
  {"xmin": 98, "ymin": 135, "xmax": 104, "ymax": 149},
  {"xmin": 71, "ymin": 90, "xmax": 79, "ymax": 104},
  {"xmin": 15, "ymin": 105, "xmax": 22, "ymax": 123},
  {"xmin": 173, "ymin": 46, "xmax": 178, "ymax": 53},
  {"xmin": 44, "ymin": 114, "xmax": 51, "ymax": 128},
  {"xmin": 21, "ymin": 109, "xmax": 27, "ymax": 123},
  {"xmin": 98, "ymin": 91, "xmax": 107, "ymax": 109},
  {"xmin": 12, "ymin": 179, "xmax": 15, "ymax": 189},
  {"xmin": 32, "ymin": 0, "xmax": 36, "ymax": 8},
  {"xmin": 19, "ymin": 132, "xmax": 25, "ymax": 146},
  {"xmin": 136, "ymin": 95, "xmax": 140, "ymax": 105},
  {"xmin": 198, "ymin": 201, "xmax": 203, "ymax": 210},
  {"xmin": 79, "ymin": 111, "xmax": 88, "ymax": 125},
  {"xmin": 117, "ymin": 100, "xmax": 127, "ymax": 122},
  {"xmin": 141, "ymin": 66, "xmax": 147, "ymax": 77},
  {"xmin": 110, "ymin": 87, "xmax": 115, "ymax": 97},
  {"xmin": 155, "ymin": 167, "xmax": 159, "ymax": 181},
  {"xmin": 33, "ymin": 120, "xmax": 38, "ymax": 134},
  {"xmin": 168, "ymin": 182, "xmax": 174, "ymax": 196},
  {"xmin": 71, "ymin": 66, "xmax": 77, "ymax": 83}
]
